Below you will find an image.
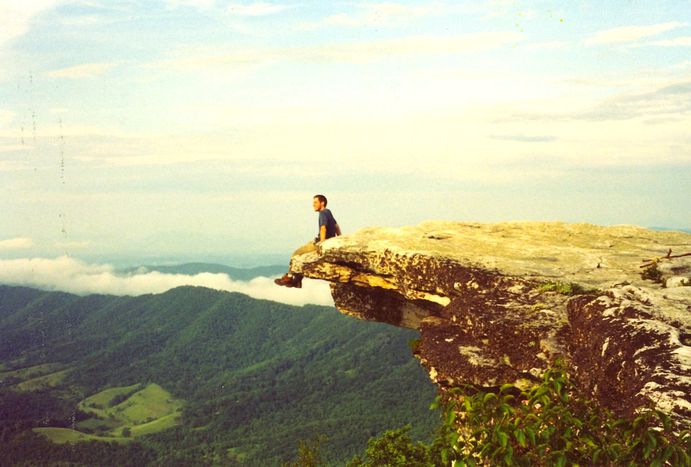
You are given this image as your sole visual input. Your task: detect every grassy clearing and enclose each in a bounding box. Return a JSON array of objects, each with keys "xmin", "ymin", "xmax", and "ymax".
[
  {"xmin": 40, "ymin": 383, "xmax": 184, "ymax": 444},
  {"xmin": 79, "ymin": 383, "xmax": 183, "ymax": 425},
  {"xmin": 116, "ymin": 383, "xmax": 182, "ymax": 424},
  {"xmin": 129, "ymin": 412, "xmax": 182, "ymax": 437},
  {"xmin": 33, "ymin": 427, "xmax": 128, "ymax": 444},
  {"xmin": 15, "ymin": 369, "xmax": 71, "ymax": 391},
  {"xmin": 78, "ymin": 383, "xmax": 141, "ymax": 417},
  {"xmin": 76, "ymin": 417, "xmax": 120, "ymax": 432},
  {"xmin": 0, "ymin": 363, "xmax": 65, "ymax": 381}
]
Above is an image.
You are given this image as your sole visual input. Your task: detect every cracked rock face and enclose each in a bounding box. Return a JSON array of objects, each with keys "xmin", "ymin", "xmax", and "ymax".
[{"xmin": 293, "ymin": 221, "xmax": 691, "ymax": 426}]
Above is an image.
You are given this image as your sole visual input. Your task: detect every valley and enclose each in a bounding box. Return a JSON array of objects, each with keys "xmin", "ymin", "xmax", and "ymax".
[{"xmin": 0, "ymin": 284, "xmax": 438, "ymax": 465}]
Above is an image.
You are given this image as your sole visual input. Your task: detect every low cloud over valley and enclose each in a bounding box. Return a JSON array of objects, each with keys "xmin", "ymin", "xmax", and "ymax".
[{"xmin": 0, "ymin": 256, "xmax": 333, "ymax": 307}]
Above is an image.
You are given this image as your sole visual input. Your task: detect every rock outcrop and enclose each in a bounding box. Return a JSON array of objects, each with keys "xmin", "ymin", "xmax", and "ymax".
[{"xmin": 292, "ymin": 221, "xmax": 691, "ymax": 427}]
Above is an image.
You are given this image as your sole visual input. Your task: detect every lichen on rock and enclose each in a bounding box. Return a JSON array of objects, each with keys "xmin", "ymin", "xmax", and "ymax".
[{"xmin": 295, "ymin": 221, "xmax": 691, "ymax": 427}]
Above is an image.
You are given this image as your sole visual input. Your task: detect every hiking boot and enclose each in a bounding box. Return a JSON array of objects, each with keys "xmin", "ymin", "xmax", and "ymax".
[{"xmin": 274, "ymin": 273, "xmax": 301, "ymax": 288}]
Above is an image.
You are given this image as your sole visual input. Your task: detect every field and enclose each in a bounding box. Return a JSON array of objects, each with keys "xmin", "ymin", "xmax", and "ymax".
[
  {"xmin": 0, "ymin": 363, "xmax": 71, "ymax": 391},
  {"xmin": 77, "ymin": 383, "xmax": 142, "ymax": 417},
  {"xmin": 33, "ymin": 428, "xmax": 128, "ymax": 444},
  {"xmin": 15, "ymin": 369, "xmax": 71, "ymax": 391},
  {"xmin": 0, "ymin": 363, "xmax": 66, "ymax": 380},
  {"xmin": 35, "ymin": 383, "xmax": 184, "ymax": 444}
]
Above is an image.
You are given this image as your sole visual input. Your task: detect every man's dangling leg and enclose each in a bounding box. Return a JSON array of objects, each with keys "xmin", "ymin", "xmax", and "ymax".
[{"xmin": 274, "ymin": 241, "xmax": 317, "ymax": 288}]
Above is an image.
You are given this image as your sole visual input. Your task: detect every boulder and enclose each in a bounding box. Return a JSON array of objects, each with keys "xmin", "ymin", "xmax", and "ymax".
[{"xmin": 293, "ymin": 221, "xmax": 691, "ymax": 426}]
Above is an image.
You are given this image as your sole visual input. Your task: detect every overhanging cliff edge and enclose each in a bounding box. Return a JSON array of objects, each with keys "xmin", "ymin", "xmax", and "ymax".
[{"xmin": 291, "ymin": 221, "xmax": 691, "ymax": 427}]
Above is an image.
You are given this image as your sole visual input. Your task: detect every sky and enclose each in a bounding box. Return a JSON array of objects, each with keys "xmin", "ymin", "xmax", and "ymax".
[{"xmin": 1, "ymin": 1, "xmax": 691, "ymax": 301}]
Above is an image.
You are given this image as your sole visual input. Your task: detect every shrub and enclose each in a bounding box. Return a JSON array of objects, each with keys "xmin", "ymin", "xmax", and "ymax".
[
  {"xmin": 641, "ymin": 263, "xmax": 664, "ymax": 284},
  {"xmin": 108, "ymin": 394, "xmax": 128, "ymax": 407},
  {"xmin": 283, "ymin": 435, "xmax": 327, "ymax": 467},
  {"xmin": 347, "ymin": 363, "xmax": 689, "ymax": 466},
  {"xmin": 535, "ymin": 281, "xmax": 590, "ymax": 295},
  {"xmin": 348, "ymin": 426, "xmax": 431, "ymax": 467},
  {"xmin": 432, "ymin": 363, "xmax": 690, "ymax": 466}
]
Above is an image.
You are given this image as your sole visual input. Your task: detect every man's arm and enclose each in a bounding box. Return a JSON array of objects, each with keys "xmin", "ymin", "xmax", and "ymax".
[
  {"xmin": 320, "ymin": 225, "xmax": 327, "ymax": 242},
  {"xmin": 335, "ymin": 224, "xmax": 342, "ymax": 236}
]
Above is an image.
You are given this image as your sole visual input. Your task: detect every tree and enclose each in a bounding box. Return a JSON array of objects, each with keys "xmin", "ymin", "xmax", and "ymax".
[{"xmin": 348, "ymin": 427, "xmax": 430, "ymax": 467}]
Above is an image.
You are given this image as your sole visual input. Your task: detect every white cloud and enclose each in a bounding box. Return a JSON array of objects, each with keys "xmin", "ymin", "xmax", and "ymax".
[
  {"xmin": 0, "ymin": 0, "xmax": 62, "ymax": 49},
  {"xmin": 585, "ymin": 22, "xmax": 686, "ymax": 45},
  {"xmin": 46, "ymin": 62, "xmax": 116, "ymax": 79},
  {"xmin": 647, "ymin": 36, "xmax": 691, "ymax": 47},
  {"xmin": 148, "ymin": 49, "xmax": 272, "ymax": 71},
  {"xmin": 55, "ymin": 240, "xmax": 91, "ymax": 250},
  {"xmin": 0, "ymin": 256, "xmax": 334, "ymax": 307},
  {"xmin": 58, "ymin": 13, "xmax": 104, "ymax": 26},
  {"xmin": 152, "ymin": 31, "xmax": 522, "ymax": 71},
  {"xmin": 0, "ymin": 122, "xmax": 128, "ymax": 139},
  {"xmin": 510, "ymin": 80, "xmax": 691, "ymax": 123},
  {"xmin": 300, "ymin": 2, "xmax": 448, "ymax": 30},
  {"xmin": 478, "ymin": 0, "xmax": 513, "ymax": 18},
  {"xmin": 671, "ymin": 60, "xmax": 691, "ymax": 70},
  {"xmin": 0, "ymin": 237, "xmax": 33, "ymax": 250},
  {"xmin": 0, "ymin": 160, "xmax": 31, "ymax": 171},
  {"xmin": 0, "ymin": 108, "xmax": 14, "ymax": 125},
  {"xmin": 301, "ymin": 31, "xmax": 522, "ymax": 62},
  {"xmin": 167, "ymin": 0, "xmax": 216, "ymax": 9},
  {"xmin": 0, "ymin": 144, "xmax": 31, "ymax": 153},
  {"xmin": 227, "ymin": 2, "xmax": 293, "ymax": 17},
  {"xmin": 523, "ymin": 40, "xmax": 571, "ymax": 50}
]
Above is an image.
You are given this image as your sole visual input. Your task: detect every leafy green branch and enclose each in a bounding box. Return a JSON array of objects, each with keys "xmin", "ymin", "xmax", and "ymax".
[
  {"xmin": 434, "ymin": 363, "xmax": 689, "ymax": 466},
  {"xmin": 334, "ymin": 362, "xmax": 690, "ymax": 466}
]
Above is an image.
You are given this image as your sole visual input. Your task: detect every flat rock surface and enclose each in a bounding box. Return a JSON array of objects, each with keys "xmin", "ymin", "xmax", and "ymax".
[{"xmin": 294, "ymin": 221, "xmax": 691, "ymax": 427}]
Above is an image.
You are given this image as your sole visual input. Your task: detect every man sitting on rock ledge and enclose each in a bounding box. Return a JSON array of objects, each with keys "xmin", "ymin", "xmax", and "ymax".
[{"xmin": 274, "ymin": 194, "xmax": 341, "ymax": 288}]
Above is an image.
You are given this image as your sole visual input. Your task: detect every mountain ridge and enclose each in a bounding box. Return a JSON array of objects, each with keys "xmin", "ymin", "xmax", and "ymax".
[
  {"xmin": 119, "ymin": 263, "xmax": 286, "ymax": 281},
  {"xmin": 0, "ymin": 284, "xmax": 439, "ymax": 465}
]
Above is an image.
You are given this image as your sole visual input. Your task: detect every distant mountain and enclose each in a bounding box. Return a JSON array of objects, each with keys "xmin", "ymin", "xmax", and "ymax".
[
  {"xmin": 119, "ymin": 262, "xmax": 286, "ymax": 280},
  {"xmin": 0, "ymin": 285, "xmax": 438, "ymax": 465}
]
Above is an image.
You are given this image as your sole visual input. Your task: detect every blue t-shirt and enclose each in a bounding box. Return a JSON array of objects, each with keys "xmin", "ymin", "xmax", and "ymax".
[{"xmin": 317, "ymin": 209, "xmax": 338, "ymax": 241}]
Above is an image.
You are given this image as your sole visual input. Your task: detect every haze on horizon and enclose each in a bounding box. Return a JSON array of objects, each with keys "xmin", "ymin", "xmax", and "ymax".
[{"xmin": 2, "ymin": 0, "xmax": 690, "ymax": 266}]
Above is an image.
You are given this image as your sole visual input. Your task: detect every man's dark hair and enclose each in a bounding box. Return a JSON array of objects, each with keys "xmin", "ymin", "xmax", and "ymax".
[{"xmin": 314, "ymin": 194, "xmax": 327, "ymax": 206}]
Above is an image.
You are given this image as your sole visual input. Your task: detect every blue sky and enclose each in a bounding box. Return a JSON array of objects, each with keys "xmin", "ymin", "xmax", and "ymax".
[{"xmin": 1, "ymin": 0, "xmax": 690, "ymax": 264}]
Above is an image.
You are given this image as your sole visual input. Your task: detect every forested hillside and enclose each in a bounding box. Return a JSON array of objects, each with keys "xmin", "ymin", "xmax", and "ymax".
[{"xmin": 0, "ymin": 285, "xmax": 438, "ymax": 465}]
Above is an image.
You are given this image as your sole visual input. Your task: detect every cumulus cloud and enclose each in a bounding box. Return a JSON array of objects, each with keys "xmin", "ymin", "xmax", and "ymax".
[
  {"xmin": 585, "ymin": 22, "xmax": 686, "ymax": 45},
  {"xmin": 0, "ymin": 256, "xmax": 334, "ymax": 307},
  {"xmin": 0, "ymin": 237, "xmax": 33, "ymax": 250}
]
